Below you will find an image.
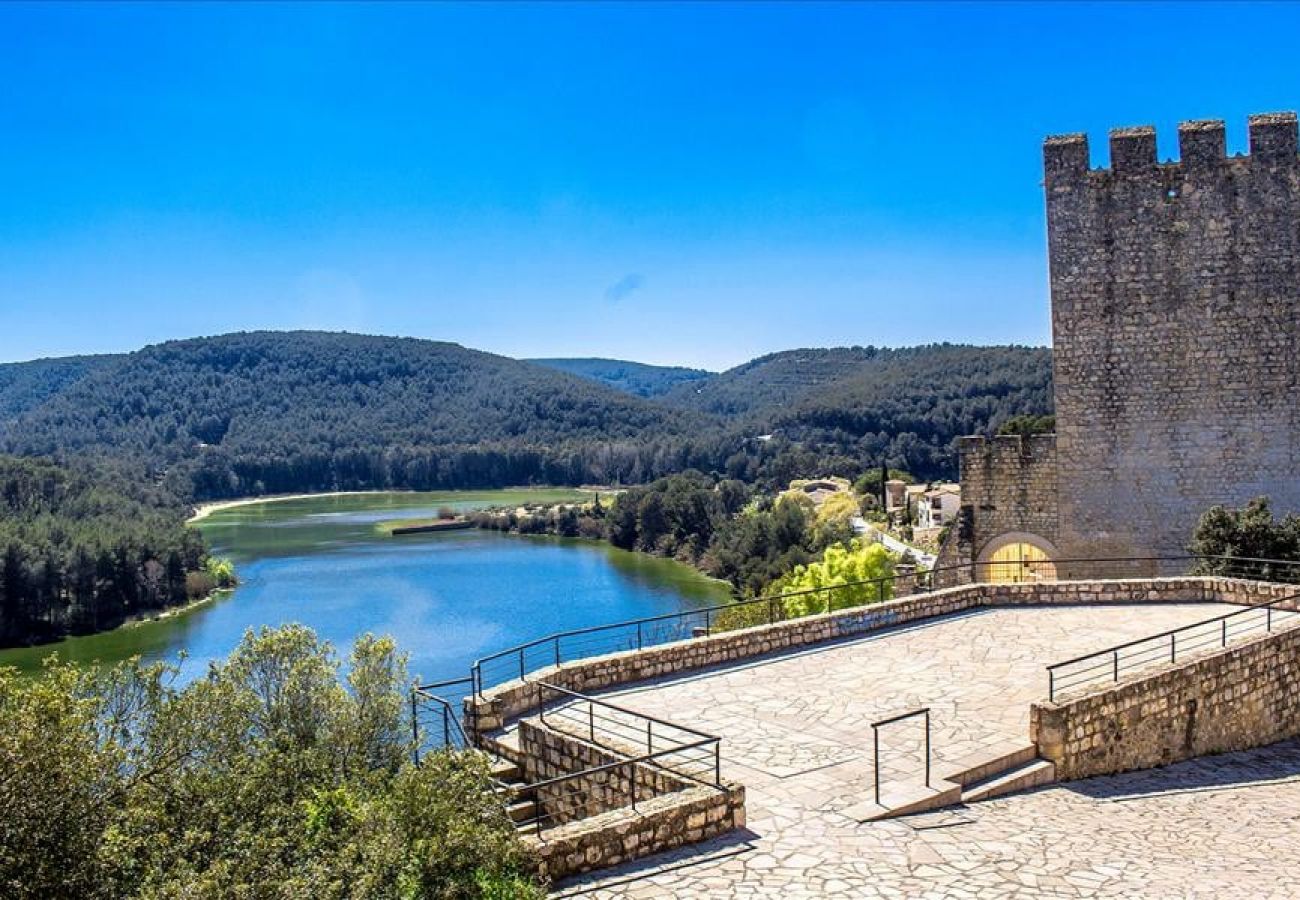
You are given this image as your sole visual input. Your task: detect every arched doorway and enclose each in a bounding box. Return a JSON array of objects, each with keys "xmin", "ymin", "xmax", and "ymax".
[{"xmin": 977, "ymin": 533, "xmax": 1058, "ymax": 583}]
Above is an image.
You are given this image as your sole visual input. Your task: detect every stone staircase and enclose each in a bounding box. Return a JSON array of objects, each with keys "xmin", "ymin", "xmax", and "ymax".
[
  {"xmin": 844, "ymin": 740, "xmax": 1056, "ymax": 822},
  {"xmin": 491, "ymin": 758, "xmax": 541, "ymax": 830}
]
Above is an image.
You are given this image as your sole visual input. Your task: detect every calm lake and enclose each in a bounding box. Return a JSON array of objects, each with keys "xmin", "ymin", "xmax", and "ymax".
[{"xmin": 0, "ymin": 491, "xmax": 731, "ymax": 681}]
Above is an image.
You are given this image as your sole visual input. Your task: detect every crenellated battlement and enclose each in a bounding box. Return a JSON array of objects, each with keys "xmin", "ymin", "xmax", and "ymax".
[
  {"xmin": 1043, "ymin": 111, "xmax": 1297, "ymax": 185},
  {"xmin": 1045, "ymin": 108, "xmax": 1300, "ymax": 564}
]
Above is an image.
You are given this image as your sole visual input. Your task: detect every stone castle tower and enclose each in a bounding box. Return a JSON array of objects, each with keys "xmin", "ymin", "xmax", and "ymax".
[{"xmin": 948, "ymin": 112, "xmax": 1300, "ymax": 575}]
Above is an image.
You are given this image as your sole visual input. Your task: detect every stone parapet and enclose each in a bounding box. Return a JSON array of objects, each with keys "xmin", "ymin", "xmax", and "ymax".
[
  {"xmin": 1031, "ymin": 620, "xmax": 1300, "ymax": 780},
  {"xmin": 468, "ymin": 577, "xmax": 1227, "ymax": 735},
  {"xmin": 523, "ymin": 783, "xmax": 745, "ymax": 882}
]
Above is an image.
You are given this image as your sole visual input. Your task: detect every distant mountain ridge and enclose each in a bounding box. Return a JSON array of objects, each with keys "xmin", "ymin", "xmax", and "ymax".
[
  {"xmin": 0, "ymin": 353, "xmax": 121, "ymax": 422},
  {"xmin": 529, "ymin": 357, "xmax": 712, "ymax": 398},
  {"xmin": 0, "ymin": 332, "xmax": 1052, "ymax": 498}
]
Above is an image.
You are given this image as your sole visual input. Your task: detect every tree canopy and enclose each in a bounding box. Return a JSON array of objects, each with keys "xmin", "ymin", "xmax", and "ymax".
[
  {"xmin": 0, "ymin": 455, "xmax": 210, "ymax": 647},
  {"xmin": 0, "ymin": 626, "xmax": 542, "ymax": 900}
]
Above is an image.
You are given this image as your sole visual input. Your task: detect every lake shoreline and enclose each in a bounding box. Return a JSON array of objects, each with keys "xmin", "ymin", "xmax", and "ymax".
[
  {"xmin": 188, "ymin": 486, "xmax": 603, "ymax": 523},
  {"xmin": 3, "ymin": 489, "xmax": 726, "ymax": 677}
]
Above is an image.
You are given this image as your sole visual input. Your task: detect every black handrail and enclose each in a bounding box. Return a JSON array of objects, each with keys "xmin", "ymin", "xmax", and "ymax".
[
  {"xmin": 470, "ymin": 553, "xmax": 1298, "ymax": 698},
  {"xmin": 504, "ymin": 739, "xmax": 721, "ymax": 836},
  {"xmin": 415, "ymin": 554, "xmax": 1300, "ymax": 751},
  {"xmin": 871, "ymin": 707, "xmax": 931, "ymax": 806},
  {"xmin": 536, "ymin": 681, "xmax": 722, "ymax": 746},
  {"xmin": 411, "ymin": 676, "xmax": 475, "ymax": 757},
  {"xmin": 1046, "ymin": 590, "xmax": 1300, "ymax": 700}
]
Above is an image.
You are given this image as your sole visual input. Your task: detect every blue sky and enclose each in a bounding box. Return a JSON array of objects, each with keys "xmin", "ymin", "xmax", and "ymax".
[{"xmin": 2, "ymin": 2, "xmax": 1298, "ymax": 370}]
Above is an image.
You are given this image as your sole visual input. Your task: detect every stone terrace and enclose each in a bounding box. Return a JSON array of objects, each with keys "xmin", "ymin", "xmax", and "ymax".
[
  {"xmin": 552, "ymin": 600, "xmax": 1283, "ymax": 897},
  {"xmin": 557, "ymin": 737, "xmax": 1300, "ymax": 899}
]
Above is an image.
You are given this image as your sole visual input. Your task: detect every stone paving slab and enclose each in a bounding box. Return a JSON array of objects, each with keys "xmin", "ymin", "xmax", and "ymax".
[{"xmin": 552, "ymin": 601, "xmax": 1299, "ymax": 898}]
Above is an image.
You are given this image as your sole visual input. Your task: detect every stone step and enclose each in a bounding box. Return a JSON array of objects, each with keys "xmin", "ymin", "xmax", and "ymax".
[
  {"xmin": 493, "ymin": 780, "xmax": 534, "ymax": 800},
  {"xmin": 841, "ymin": 780, "xmax": 964, "ymax": 822},
  {"xmin": 506, "ymin": 797, "xmax": 539, "ymax": 824},
  {"xmin": 491, "ymin": 760, "xmax": 523, "ymax": 782},
  {"xmin": 961, "ymin": 759, "xmax": 1056, "ymax": 804},
  {"xmin": 480, "ymin": 724, "xmax": 523, "ymax": 764},
  {"xmin": 937, "ymin": 741, "xmax": 1039, "ymax": 788}
]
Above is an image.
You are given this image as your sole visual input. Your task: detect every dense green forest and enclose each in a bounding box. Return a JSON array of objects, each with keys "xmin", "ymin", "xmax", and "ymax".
[
  {"xmin": 0, "ymin": 353, "xmax": 118, "ymax": 421},
  {"xmin": 0, "ymin": 332, "xmax": 1053, "ymax": 500},
  {"xmin": 0, "ymin": 455, "xmax": 212, "ymax": 647},
  {"xmin": 662, "ymin": 345, "xmax": 1053, "ymax": 480},
  {"xmin": 530, "ymin": 357, "xmax": 713, "ymax": 397}
]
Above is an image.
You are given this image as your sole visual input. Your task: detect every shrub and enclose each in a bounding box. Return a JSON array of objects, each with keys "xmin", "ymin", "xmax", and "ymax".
[{"xmin": 0, "ymin": 626, "xmax": 542, "ymax": 900}]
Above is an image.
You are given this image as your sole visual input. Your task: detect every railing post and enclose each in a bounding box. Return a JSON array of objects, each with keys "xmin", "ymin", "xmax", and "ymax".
[
  {"xmin": 1048, "ymin": 668, "xmax": 1055, "ymax": 702},
  {"xmin": 410, "ymin": 689, "xmax": 421, "ymax": 764},
  {"xmin": 715, "ymin": 742, "xmax": 721, "ymax": 787},
  {"xmin": 705, "ymin": 608, "xmax": 712, "ymax": 635},
  {"xmin": 647, "ymin": 720, "xmax": 653, "ymax": 754},
  {"xmin": 1170, "ymin": 632, "xmax": 1176, "ymax": 663},
  {"xmin": 1222, "ymin": 618, "xmax": 1228, "ymax": 648},
  {"xmin": 924, "ymin": 710, "xmax": 931, "ymax": 788},
  {"xmin": 1113, "ymin": 650, "xmax": 1119, "ymax": 683},
  {"xmin": 555, "ymin": 638, "xmax": 561, "ymax": 668},
  {"xmin": 519, "ymin": 648, "xmax": 525, "ymax": 681},
  {"xmin": 873, "ymin": 725, "xmax": 881, "ymax": 806},
  {"xmin": 538, "ymin": 683, "xmax": 545, "ymax": 727},
  {"xmin": 589, "ymin": 702, "xmax": 595, "ymax": 744},
  {"xmin": 637, "ymin": 621, "xmax": 643, "ymax": 650},
  {"xmin": 1268, "ymin": 606, "xmax": 1273, "ymax": 632},
  {"xmin": 442, "ymin": 703, "xmax": 450, "ymax": 750},
  {"xmin": 629, "ymin": 761, "xmax": 637, "ymax": 813}
]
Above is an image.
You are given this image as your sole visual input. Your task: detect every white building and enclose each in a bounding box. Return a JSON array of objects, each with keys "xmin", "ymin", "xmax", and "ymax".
[{"xmin": 914, "ymin": 484, "xmax": 961, "ymax": 530}]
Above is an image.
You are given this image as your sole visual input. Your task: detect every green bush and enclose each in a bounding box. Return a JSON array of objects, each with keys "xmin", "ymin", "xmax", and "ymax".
[
  {"xmin": 0, "ymin": 626, "xmax": 542, "ymax": 900},
  {"xmin": 769, "ymin": 540, "xmax": 897, "ymax": 617}
]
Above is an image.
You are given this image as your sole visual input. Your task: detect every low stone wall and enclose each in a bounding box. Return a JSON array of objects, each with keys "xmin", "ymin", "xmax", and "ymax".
[
  {"xmin": 1031, "ymin": 623, "xmax": 1300, "ymax": 780},
  {"xmin": 469, "ymin": 577, "xmax": 1225, "ymax": 734},
  {"xmin": 1209, "ymin": 576, "xmax": 1300, "ymax": 610},
  {"xmin": 518, "ymin": 719, "xmax": 693, "ymax": 825},
  {"xmin": 524, "ymin": 784, "xmax": 745, "ymax": 882}
]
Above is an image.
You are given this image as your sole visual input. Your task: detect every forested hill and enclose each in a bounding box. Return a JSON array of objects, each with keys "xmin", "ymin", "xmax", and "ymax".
[
  {"xmin": 0, "ymin": 334, "xmax": 1053, "ymax": 498},
  {"xmin": 660, "ymin": 345, "xmax": 1053, "ymax": 481},
  {"xmin": 529, "ymin": 357, "xmax": 713, "ymax": 398},
  {"xmin": 0, "ymin": 353, "xmax": 119, "ymax": 421},
  {"xmin": 0, "ymin": 332, "xmax": 707, "ymax": 498}
]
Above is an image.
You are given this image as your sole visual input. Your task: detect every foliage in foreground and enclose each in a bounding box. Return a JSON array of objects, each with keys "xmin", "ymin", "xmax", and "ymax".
[
  {"xmin": 1190, "ymin": 496, "xmax": 1300, "ymax": 581},
  {"xmin": 0, "ymin": 626, "xmax": 541, "ymax": 900},
  {"xmin": 770, "ymin": 540, "xmax": 897, "ymax": 617}
]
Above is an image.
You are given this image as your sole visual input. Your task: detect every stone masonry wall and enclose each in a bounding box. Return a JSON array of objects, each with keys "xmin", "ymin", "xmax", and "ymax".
[
  {"xmin": 1045, "ymin": 113, "xmax": 1300, "ymax": 561},
  {"xmin": 469, "ymin": 578, "xmax": 1225, "ymax": 734},
  {"xmin": 957, "ymin": 433, "xmax": 1060, "ymax": 564},
  {"xmin": 517, "ymin": 719, "xmax": 693, "ymax": 825},
  {"xmin": 1030, "ymin": 621, "xmax": 1300, "ymax": 780},
  {"xmin": 523, "ymin": 784, "xmax": 745, "ymax": 882}
]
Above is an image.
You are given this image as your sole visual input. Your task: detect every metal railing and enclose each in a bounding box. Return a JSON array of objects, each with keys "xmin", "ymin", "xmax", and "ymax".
[
  {"xmin": 501, "ymin": 743, "xmax": 713, "ymax": 837},
  {"xmin": 415, "ymin": 554, "xmax": 1300, "ymax": 750},
  {"xmin": 470, "ymin": 554, "xmax": 1300, "ymax": 700},
  {"xmin": 1046, "ymin": 591, "xmax": 1300, "ymax": 701},
  {"xmin": 470, "ymin": 563, "xmax": 965, "ymax": 698},
  {"xmin": 871, "ymin": 707, "xmax": 932, "ymax": 806},
  {"xmin": 535, "ymin": 682, "xmax": 723, "ymax": 788},
  {"xmin": 411, "ymin": 676, "xmax": 475, "ymax": 757}
]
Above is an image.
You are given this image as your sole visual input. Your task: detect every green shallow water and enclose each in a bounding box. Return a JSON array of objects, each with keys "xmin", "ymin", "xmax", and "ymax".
[{"xmin": 0, "ymin": 490, "xmax": 731, "ymax": 682}]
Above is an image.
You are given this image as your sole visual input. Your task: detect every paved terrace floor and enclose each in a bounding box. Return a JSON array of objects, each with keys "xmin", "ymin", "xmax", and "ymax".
[{"xmin": 553, "ymin": 601, "xmax": 1300, "ymax": 898}]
